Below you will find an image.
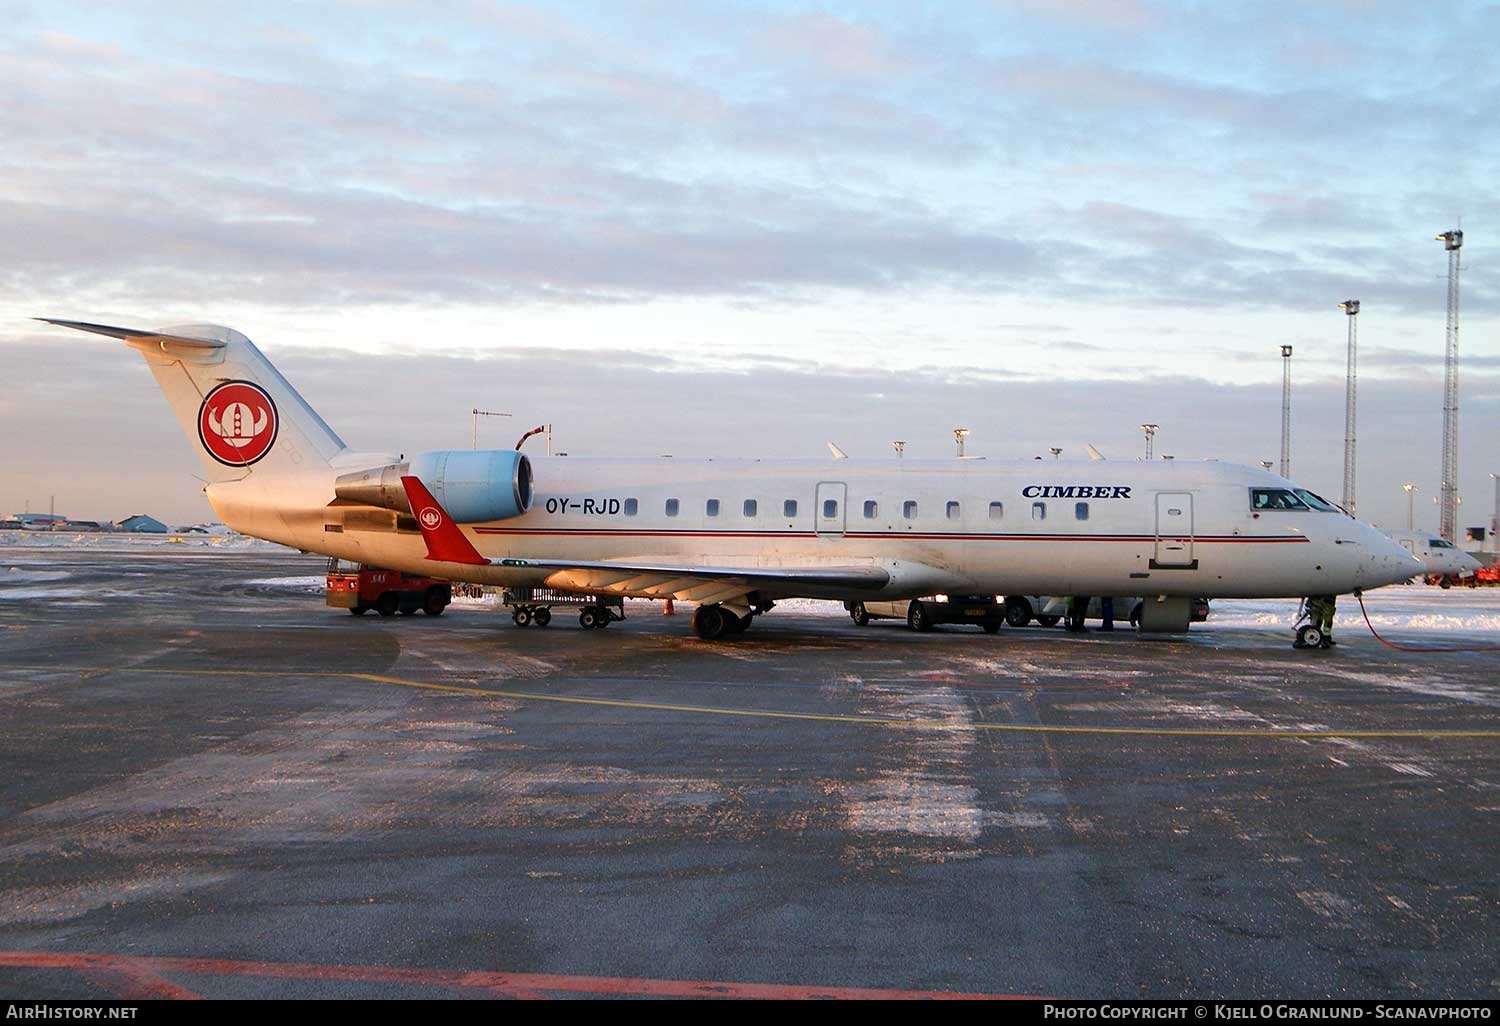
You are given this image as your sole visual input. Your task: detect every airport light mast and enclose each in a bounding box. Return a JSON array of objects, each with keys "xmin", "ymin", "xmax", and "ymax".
[
  {"xmin": 892, "ymin": 440, "xmax": 906, "ymax": 459},
  {"xmin": 1140, "ymin": 423, "xmax": 1158, "ymax": 461},
  {"xmin": 1491, "ymin": 472, "xmax": 1499, "ymax": 554},
  {"xmin": 1279, "ymin": 346, "xmax": 1293, "ymax": 477},
  {"xmin": 1339, "ymin": 301, "xmax": 1359, "ymax": 515},
  {"xmin": 1403, "ymin": 483, "xmax": 1417, "ymax": 531},
  {"xmin": 1437, "ymin": 229, "xmax": 1463, "ymax": 542},
  {"xmin": 953, "ymin": 428, "xmax": 970, "ymax": 458},
  {"xmin": 472, "ymin": 407, "xmax": 512, "ymax": 449}
]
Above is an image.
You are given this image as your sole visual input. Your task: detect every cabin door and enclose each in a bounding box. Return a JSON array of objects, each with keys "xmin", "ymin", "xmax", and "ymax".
[
  {"xmin": 816, "ymin": 482, "xmax": 847, "ymax": 537},
  {"xmin": 1152, "ymin": 492, "xmax": 1197, "ymax": 568}
]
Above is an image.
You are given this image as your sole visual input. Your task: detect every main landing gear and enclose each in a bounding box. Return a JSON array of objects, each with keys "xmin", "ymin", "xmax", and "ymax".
[{"xmin": 690, "ymin": 600, "xmax": 769, "ymax": 640}]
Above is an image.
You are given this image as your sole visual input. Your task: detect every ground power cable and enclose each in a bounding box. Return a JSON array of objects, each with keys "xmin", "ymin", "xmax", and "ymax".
[{"xmin": 1355, "ymin": 592, "xmax": 1500, "ymax": 653}]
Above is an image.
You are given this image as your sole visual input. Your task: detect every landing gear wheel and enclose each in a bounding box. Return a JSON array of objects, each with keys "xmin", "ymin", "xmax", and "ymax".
[
  {"xmin": 1003, "ymin": 601, "xmax": 1031, "ymax": 628},
  {"xmin": 423, "ymin": 587, "xmax": 448, "ymax": 615},
  {"xmin": 533, "ymin": 607, "xmax": 551, "ymax": 627},
  {"xmin": 908, "ymin": 602, "xmax": 933, "ymax": 632},
  {"xmin": 849, "ymin": 602, "xmax": 870, "ymax": 627},
  {"xmin": 1036, "ymin": 614, "xmax": 1061, "ymax": 628},
  {"xmin": 514, "ymin": 607, "xmax": 533, "ymax": 627},
  {"xmin": 376, "ymin": 593, "xmax": 399, "ymax": 617},
  {"xmin": 1295, "ymin": 624, "xmax": 1325, "ymax": 649},
  {"xmin": 725, "ymin": 612, "xmax": 751, "ymax": 634},
  {"xmin": 691, "ymin": 604, "xmax": 728, "ymax": 640}
]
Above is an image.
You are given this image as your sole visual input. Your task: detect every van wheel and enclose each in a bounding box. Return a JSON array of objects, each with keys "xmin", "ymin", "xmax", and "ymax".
[
  {"xmin": 1004, "ymin": 600, "xmax": 1031, "ymax": 628},
  {"xmin": 908, "ymin": 602, "xmax": 933, "ymax": 632},
  {"xmin": 850, "ymin": 602, "xmax": 870, "ymax": 626},
  {"xmin": 1036, "ymin": 615, "xmax": 1061, "ymax": 627}
]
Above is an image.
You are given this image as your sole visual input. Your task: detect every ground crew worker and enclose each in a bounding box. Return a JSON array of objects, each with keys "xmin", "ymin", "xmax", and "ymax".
[
  {"xmin": 1065, "ymin": 595, "xmax": 1090, "ymax": 632},
  {"xmin": 1308, "ymin": 594, "xmax": 1336, "ymax": 646},
  {"xmin": 1099, "ymin": 596, "xmax": 1115, "ymax": 632}
]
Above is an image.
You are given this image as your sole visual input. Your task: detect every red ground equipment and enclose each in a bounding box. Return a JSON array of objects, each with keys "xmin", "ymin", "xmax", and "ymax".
[{"xmin": 325, "ymin": 558, "xmax": 452, "ymax": 617}]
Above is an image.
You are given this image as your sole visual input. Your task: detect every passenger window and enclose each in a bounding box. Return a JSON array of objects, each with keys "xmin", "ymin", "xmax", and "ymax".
[
  {"xmin": 665, "ymin": 498, "xmax": 679, "ymax": 517},
  {"xmin": 623, "ymin": 498, "xmax": 638, "ymax": 516},
  {"xmin": 863, "ymin": 500, "xmax": 878, "ymax": 519},
  {"xmin": 989, "ymin": 501, "xmax": 1003, "ymax": 520},
  {"xmin": 1031, "ymin": 501, "xmax": 1046, "ymax": 521},
  {"xmin": 823, "ymin": 499, "xmax": 838, "ymax": 518},
  {"xmin": 706, "ymin": 498, "xmax": 720, "ymax": 517},
  {"xmin": 903, "ymin": 500, "xmax": 918, "ymax": 520},
  {"xmin": 743, "ymin": 499, "xmax": 758, "ymax": 517},
  {"xmin": 1075, "ymin": 502, "xmax": 1089, "ymax": 521},
  {"xmin": 946, "ymin": 501, "xmax": 960, "ymax": 520},
  {"xmin": 783, "ymin": 499, "xmax": 798, "ymax": 518}
]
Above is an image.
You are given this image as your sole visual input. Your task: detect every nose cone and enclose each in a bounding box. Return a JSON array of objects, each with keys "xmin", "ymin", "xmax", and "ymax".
[{"xmin": 1360, "ymin": 527, "xmax": 1425, "ymax": 588}]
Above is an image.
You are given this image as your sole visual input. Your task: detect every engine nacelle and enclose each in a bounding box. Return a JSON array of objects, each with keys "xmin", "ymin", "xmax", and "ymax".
[
  {"xmin": 333, "ymin": 449, "xmax": 533, "ymax": 523},
  {"xmin": 409, "ymin": 449, "xmax": 533, "ymax": 523}
]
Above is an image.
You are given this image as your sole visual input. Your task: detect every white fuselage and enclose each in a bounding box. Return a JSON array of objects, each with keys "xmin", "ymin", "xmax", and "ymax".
[{"xmin": 209, "ymin": 456, "xmax": 1421, "ymax": 601}]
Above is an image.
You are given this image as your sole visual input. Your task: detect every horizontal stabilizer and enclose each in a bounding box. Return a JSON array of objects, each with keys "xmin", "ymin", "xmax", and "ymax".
[{"xmin": 37, "ymin": 318, "xmax": 228, "ymax": 349}]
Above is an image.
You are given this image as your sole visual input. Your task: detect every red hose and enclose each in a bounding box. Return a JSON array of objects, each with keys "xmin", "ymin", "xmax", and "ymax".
[{"xmin": 1355, "ymin": 592, "xmax": 1500, "ymax": 653}]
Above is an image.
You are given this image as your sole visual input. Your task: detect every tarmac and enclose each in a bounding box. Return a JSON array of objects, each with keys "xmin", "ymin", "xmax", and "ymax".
[{"xmin": 1, "ymin": 544, "xmax": 1498, "ymax": 999}]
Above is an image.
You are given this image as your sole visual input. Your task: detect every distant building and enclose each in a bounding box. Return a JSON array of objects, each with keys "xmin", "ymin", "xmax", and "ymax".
[
  {"xmin": 116, "ymin": 514, "xmax": 168, "ymax": 534},
  {"xmin": 13, "ymin": 513, "xmax": 69, "ymax": 530}
]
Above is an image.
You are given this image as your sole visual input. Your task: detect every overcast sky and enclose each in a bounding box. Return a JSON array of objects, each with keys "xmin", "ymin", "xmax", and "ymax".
[{"xmin": 2, "ymin": 1, "xmax": 1497, "ymax": 532}]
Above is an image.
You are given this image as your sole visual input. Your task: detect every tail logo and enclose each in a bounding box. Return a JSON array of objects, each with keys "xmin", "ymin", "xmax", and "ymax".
[
  {"xmin": 198, "ymin": 381, "xmax": 279, "ymax": 466},
  {"xmin": 418, "ymin": 507, "xmax": 443, "ymax": 530}
]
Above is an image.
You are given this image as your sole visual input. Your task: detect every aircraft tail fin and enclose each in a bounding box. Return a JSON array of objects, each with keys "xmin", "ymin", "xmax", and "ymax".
[{"xmin": 39, "ymin": 319, "xmax": 346, "ymax": 483}]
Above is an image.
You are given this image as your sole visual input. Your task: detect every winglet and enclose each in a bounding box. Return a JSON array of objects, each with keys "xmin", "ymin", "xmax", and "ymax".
[{"xmin": 400, "ymin": 476, "xmax": 489, "ymax": 565}]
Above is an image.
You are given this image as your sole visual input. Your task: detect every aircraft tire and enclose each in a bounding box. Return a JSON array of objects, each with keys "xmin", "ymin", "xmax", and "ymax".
[
  {"xmin": 691, "ymin": 604, "xmax": 727, "ymax": 640},
  {"xmin": 349, "ymin": 605, "xmax": 369, "ymax": 616},
  {"xmin": 1296, "ymin": 624, "xmax": 1325, "ymax": 649}
]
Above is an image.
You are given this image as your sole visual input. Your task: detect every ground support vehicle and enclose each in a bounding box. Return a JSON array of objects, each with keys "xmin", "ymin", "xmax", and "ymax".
[
  {"xmin": 844, "ymin": 596, "xmax": 1005, "ymax": 633},
  {"xmin": 502, "ymin": 587, "xmax": 625, "ymax": 629},
  {"xmin": 1001, "ymin": 595, "xmax": 1209, "ymax": 629},
  {"xmin": 325, "ymin": 559, "xmax": 451, "ymax": 617}
]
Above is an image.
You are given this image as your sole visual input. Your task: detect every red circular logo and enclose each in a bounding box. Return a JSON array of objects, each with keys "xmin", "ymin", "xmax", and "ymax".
[
  {"xmin": 419, "ymin": 507, "xmax": 443, "ymax": 529},
  {"xmin": 198, "ymin": 381, "xmax": 279, "ymax": 466}
]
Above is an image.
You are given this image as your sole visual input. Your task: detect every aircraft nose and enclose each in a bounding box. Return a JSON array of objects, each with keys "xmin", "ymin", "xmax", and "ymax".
[{"xmin": 1365, "ymin": 530, "xmax": 1423, "ymax": 587}]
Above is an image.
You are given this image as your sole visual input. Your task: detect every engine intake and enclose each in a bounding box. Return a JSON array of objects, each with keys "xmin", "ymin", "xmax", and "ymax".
[{"xmin": 334, "ymin": 449, "xmax": 533, "ymax": 523}]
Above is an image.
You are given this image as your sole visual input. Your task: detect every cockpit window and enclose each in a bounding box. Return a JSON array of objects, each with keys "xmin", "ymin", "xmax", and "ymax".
[
  {"xmin": 1430, "ymin": 538, "xmax": 1455, "ymax": 549},
  {"xmin": 1293, "ymin": 489, "xmax": 1341, "ymax": 512},
  {"xmin": 1250, "ymin": 488, "xmax": 1311, "ymax": 511}
]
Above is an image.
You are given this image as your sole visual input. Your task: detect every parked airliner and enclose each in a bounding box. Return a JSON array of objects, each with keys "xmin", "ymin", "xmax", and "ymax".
[
  {"xmin": 43, "ymin": 319, "xmax": 1421, "ymax": 641},
  {"xmin": 1382, "ymin": 529, "xmax": 1483, "ymax": 582}
]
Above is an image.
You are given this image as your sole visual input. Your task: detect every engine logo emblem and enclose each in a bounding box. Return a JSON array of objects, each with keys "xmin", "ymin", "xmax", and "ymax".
[{"xmin": 198, "ymin": 381, "xmax": 278, "ymax": 467}]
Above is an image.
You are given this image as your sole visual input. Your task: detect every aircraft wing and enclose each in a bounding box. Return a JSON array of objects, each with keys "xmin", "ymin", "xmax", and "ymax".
[{"xmin": 399, "ymin": 475, "xmax": 890, "ymax": 603}]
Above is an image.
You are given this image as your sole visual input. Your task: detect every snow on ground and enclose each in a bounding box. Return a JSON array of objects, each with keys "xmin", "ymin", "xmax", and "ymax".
[{"xmin": 0, "ymin": 529, "xmax": 281, "ymax": 551}]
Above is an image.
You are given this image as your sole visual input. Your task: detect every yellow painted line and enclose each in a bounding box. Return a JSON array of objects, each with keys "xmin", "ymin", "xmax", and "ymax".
[{"xmin": 4, "ymin": 663, "xmax": 1500, "ymax": 740}]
